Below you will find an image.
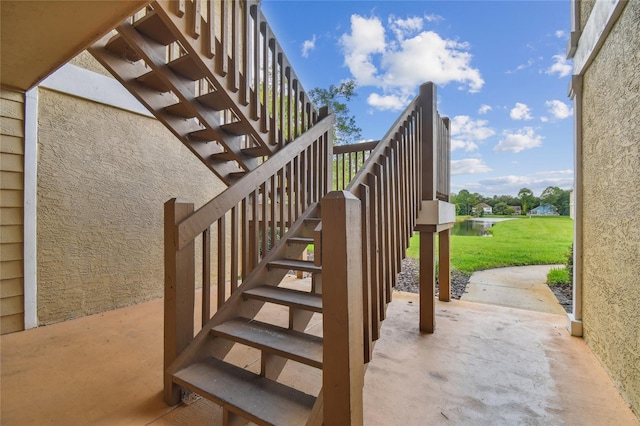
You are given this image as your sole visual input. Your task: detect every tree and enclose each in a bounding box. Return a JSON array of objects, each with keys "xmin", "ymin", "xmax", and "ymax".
[
  {"xmin": 518, "ymin": 188, "xmax": 536, "ymax": 214},
  {"xmin": 493, "ymin": 201, "xmax": 509, "ymax": 215},
  {"xmin": 309, "ymin": 80, "xmax": 362, "ymax": 145}
]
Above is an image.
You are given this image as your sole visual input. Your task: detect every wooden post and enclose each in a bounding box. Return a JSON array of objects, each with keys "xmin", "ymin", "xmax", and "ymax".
[
  {"xmin": 419, "ymin": 82, "xmax": 437, "ymax": 201},
  {"xmin": 438, "ymin": 229, "xmax": 451, "ymax": 302},
  {"xmin": 321, "ymin": 191, "xmax": 364, "ymax": 426},
  {"xmin": 419, "ymin": 231, "xmax": 436, "ymax": 333},
  {"xmin": 164, "ymin": 198, "xmax": 195, "ymax": 405}
]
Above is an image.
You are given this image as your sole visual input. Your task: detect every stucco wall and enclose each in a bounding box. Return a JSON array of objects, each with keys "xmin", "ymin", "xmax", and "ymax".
[
  {"xmin": 581, "ymin": 1, "xmax": 640, "ymax": 415},
  {"xmin": 37, "ymin": 88, "xmax": 224, "ymax": 324}
]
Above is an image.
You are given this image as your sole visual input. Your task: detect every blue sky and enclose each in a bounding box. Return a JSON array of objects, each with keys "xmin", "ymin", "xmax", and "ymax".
[{"xmin": 260, "ymin": 0, "xmax": 574, "ymax": 197}]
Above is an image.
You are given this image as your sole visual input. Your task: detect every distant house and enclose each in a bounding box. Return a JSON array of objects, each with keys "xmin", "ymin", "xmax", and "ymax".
[
  {"xmin": 527, "ymin": 203, "xmax": 558, "ymax": 216},
  {"xmin": 474, "ymin": 203, "xmax": 492, "ymax": 215},
  {"xmin": 511, "ymin": 206, "xmax": 522, "ymax": 215}
]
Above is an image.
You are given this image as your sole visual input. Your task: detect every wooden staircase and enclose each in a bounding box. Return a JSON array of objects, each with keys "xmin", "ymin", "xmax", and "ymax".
[
  {"xmin": 85, "ymin": 1, "xmax": 452, "ymax": 424},
  {"xmin": 165, "ymin": 204, "xmax": 326, "ymax": 425}
]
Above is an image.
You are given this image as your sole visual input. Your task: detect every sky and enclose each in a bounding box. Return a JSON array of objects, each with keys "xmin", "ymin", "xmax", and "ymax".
[{"xmin": 260, "ymin": 0, "xmax": 575, "ymax": 197}]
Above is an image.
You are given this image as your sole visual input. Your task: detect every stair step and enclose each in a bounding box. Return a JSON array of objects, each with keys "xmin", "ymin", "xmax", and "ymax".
[
  {"xmin": 210, "ymin": 151, "xmax": 235, "ymax": 162},
  {"xmin": 287, "ymin": 236, "xmax": 314, "ymax": 246},
  {"xmin": 188, "ymin": 128, "xmax": 217, "ymax": 142},
  {"xmin": 243, "ymin": 286, "xmax": 322, "ymax": 313},
  {"xmin": 164, "ymin": 102, "xmax": 194, "ymax": 118},
  {"xmin": 304, "ymin": 218, "xmax": 321, "ymax": 227},
  {"xmin": 241, "ymin": 146, "xmax": 270, "ymax": 158},
  {"xmin": 105, "ymin": 35, "xmax": 141, "ymax": 62},
  {"xmin": 173, "ymin": 357, "xmax": 315, "ymax": 425},
  {"xmin": 268, "ymin": 259, "xmax": 321, "ymax": 273},
  {"xmin": 197, "ymin": 91, "xmax": 230, "ymax": 111},
  {"xmin": 221, "ymin": 121, "xmax": 247, "ymax": 136},
  {"xmin": 211, "ymin": 318, "xmax": 323, "ymax": 368},
  {"xmin": 135, "ymin": 11, "xmax": 176, "ymax": 46},
  {"xmin": 228, "ymin": 171, "xmax": 247, "ymax": 179},
  {"xmin": 136, "ymin": 71, "xmax": 170, "ymax": 92},
  {"xmin": 167, "ymin": 54, "xmax": 206, "ymax": 81}
]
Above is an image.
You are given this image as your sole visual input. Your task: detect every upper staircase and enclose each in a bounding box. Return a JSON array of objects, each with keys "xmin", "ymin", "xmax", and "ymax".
[{"xmin": 88, "ymin": 1, "xmax": 452, "ymax": 424}]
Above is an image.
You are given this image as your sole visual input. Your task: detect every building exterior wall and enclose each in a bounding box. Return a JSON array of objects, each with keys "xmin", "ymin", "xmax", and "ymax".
[
  {"xmin": 36, "ymin": 54, "xmax": 225, "ymax": 324},
  {"xmin": 580, "ymin": 1, "xmax": 640, "ymax": 415},
  {"xmin": 0, "ymin": 89, "xmax": 25, "ymax": 334}
]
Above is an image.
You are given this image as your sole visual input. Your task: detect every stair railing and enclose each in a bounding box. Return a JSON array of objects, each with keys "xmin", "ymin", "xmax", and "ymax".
[
  {"xmin": 332, "ymin": 141, "xmax": 379, "ymax": 190},
  {"xmin": 164, "ymin": 109, "xmax": 333, "ymax": 394},
  {"xmin": 320, "ymin": 82, "xmax": 451, "ymax": 424},
  {"xmin": 153, "ymin": 0, "xmax": 317, "ymax": 149}
]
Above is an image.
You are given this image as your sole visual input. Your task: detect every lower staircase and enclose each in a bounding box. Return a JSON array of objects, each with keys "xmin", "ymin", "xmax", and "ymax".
[{"xmin": 166, "ymin": 205, "xmax": 325, "ymax": 424}]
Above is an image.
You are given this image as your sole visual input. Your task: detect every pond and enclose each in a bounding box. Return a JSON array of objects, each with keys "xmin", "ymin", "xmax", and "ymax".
[{"xmin": 452, "ymin": 218, "xmax": 514, "ymax": 236}]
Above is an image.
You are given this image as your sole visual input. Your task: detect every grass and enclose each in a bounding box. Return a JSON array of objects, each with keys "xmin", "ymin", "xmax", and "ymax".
[
  {"xmin": 547, "ymin": 267, "xmax": 570, "ymax": 285},
  {"xmin": 406, "ymin": 216, "xmax": 573, "ymax": 274}
]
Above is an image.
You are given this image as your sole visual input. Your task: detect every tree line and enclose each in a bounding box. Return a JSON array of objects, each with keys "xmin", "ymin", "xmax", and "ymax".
[{"xmin": 452, "ymin": 186, "xmax": 572, "ymax": 216}]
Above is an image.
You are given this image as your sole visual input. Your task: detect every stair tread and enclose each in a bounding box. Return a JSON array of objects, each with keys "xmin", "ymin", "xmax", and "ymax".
[
  {"xmin": 287, "ymin": 236, "xmax": 314, "ymax": 245},
  {"xmin": 173, "ymin": 357, "xmax": 315, "ymax": 425},
  {"xmin": 168, "ymin": 54, "xmax": 206, "ymax": 81},
  {"xmin": 164, "ymin": 102, "xmax": 194, "ymax": 118},
  {"xmin": 189, "ymin": 128, "xmax": 217, "ymax": 142},
  {"xmin": 137, "ymin": 71, "xmax": 170, "ymax": 93},
  {"xmin": 211, "ymin": 318, "xmax": 323, "ymax": 368},
  {"xmin": 221, "ymin": 120, "xmax": 247, "ymax": 136},
  {"xmin": 135, "ymin": 11, "xmax": 176, "ymax": 46},
  {"xmin": 241, "ymin": 146, "xmax": 270, "ymax": 157},
  {"xmin": 197, "ymin": 91, "xmax": 230, "ymax": 111},
  {"xmin": 268, "ymin": 259, "xmax": 321, "ymax": 273},
  {"xmin": 105, "ymin": 35, "xmax": 141, "ymax": 62},
  {"xmin": 243, "ymin": 286, "xmax": 322, "ymax": 313}
]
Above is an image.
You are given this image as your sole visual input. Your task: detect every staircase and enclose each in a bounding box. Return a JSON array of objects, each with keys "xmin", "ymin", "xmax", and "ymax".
[{"xmin": 88, "ymin": 1, "xmax": 452, "ymax": 424}]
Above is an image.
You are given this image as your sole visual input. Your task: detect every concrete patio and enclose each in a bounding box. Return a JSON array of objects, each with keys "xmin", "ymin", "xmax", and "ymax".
[{"xmin": 1, "ymin": 275, "xmax": 638, "ymax": 425}]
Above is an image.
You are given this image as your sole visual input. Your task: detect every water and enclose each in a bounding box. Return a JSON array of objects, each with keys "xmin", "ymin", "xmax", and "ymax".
[{"xmin": 452, "ymin": 219, "xmax": 499, "ymax": 236}]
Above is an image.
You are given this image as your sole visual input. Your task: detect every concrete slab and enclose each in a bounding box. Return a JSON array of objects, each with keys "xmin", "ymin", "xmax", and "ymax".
[
  {"xmin": 1, "ymin": 278, "xmax": 637, "ymax": 425},
  {"xmin": 462, "ymin": 265, "xmax": 567, "ymax": 315}
]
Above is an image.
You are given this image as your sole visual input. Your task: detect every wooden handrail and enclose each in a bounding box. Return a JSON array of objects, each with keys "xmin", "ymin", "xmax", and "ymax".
[
  {"xmin": 332, "ymin": 140, "xmax": 379, "ymax": 155},
  {"xmin": 176, "ymin": 113, "xmax": 334, "ymax": 250}
]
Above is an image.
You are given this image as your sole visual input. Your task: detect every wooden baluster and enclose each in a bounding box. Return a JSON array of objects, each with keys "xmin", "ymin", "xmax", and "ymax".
[
  {"xmin": 250, "ymin": 4, "xmax": 260, "ymax": 121},
  {"xmin": 285, "ymin": 67, "xmax": 292, "ymax": 142},
  {"xmin": 287, "ymin": 160, "xmax": 294, "ymax": 227},
  {"xmin": 278, "ymin": 54, "xmax": 285, "ymax": 147},
  {"xmin": 269, "ymin": 38, "xmax": 278, "ymax": 146},
  {"xmin": 193, "ymin": 0, "xmax": 202, "ymax": 38},
  {"xmin": 372, "ymin": 163, "xmax": 387, "ymax": 321},
  {"xmin": 241, "ymin": 197, "xmax": 249, "ymax": 280},
  {"xmin": 367, "ymin": 172, "xmax": 381, "ymax": 340},
  {"xmin": 239, "ymin": 0, "xmax": 250, "ymax": 105},
  {"xmin": 260, "ymin": 22, "xmax": 270, "ymax": 134},
  {"xmin": 164, "ymin": 198, "xmax": 194, "ymax": 405},
  {"xmin": 217, "ymin": 215, "xmax": 226, "ymax": 309},
  {"xmin": 279, "ymin": 167, "xmax": 286, "ymax": 237},
  {"xmin": 251, "ymin": 190, "xmax": 259, "ymax": 270},
  {"xmin": 230, "ymin": 206, "xmax": 239, "ymax": 294},
  {"xmin": 206, "ymin": 0, "xmax": 215, "ymax": 58},
  {"xmin": 261, "ymin": 182, "xmax": 268, "ymax": 258},
  {"xmin": 229, "ymin": 0, "xmax": 240, "ymax": 92},
  {"xmin": 358, "ymin": 184, "xmax": 373, "ymax": 363},
  {"xmin": 218, "ymin": 0, "xmax": 228, "ymax": 76},
  {"xmin": 270, "ymin": 174, "xmax": 277, "ymax": 250},
  {"xmin": 202, "ymin": 226, "xmax": 211, "ymax": 327}
]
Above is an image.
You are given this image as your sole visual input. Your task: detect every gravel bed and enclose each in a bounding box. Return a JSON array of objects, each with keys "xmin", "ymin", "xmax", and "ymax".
[
  {"xmin": 548, "ymin": 283, "xmax": 573, "ymax": 313},
  {"xmin": 395, "ymin": 257, "xmax": 470, "ymax": 300}
]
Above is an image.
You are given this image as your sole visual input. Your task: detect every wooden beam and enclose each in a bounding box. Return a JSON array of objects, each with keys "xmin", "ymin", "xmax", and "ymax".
[
  {"xmin": 438, "ymin": 229, "xmax": 451, "ymax": 302},
  {"xmin": 321, "ymin": 191, "xmax": 364, "ymax": 426},
  {"xmin": 419, "ymin": 231, "xmax": 436, "ymax": 333}
]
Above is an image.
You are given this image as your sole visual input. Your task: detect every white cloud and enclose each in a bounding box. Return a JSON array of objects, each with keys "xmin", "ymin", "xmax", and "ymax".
[
  {"xmin": 540, "ymin": 116, "xmax": 549, "ymax": 123},
  {"xmin": 453, "ymin": 172, "xmax": 574, "ymax": 196},
  {"xmin": 510, "ymin": 103, "xmax": 533, "ymax": 120},
  {"xmin": 450, "ymin": 115, "xmax": 495, "ymax": 152},
  {"xmin": 546, "ymin": 54, "xmax": 572, "ymax": 78},
  {"xmin": 367, "ymin": 93, "xmax": 408, "ymax": 111},
  {"xmin": 424, "ymin": 13, "xmax": 444, "ymax": 23},
  {"xmin": 340, "ymin": 14, "xmax": 484, "ymax": 110},
  {"xmin": 555, "ymin": 30, "xmax": 566, "ymax": 39},
  {"xmin": 507, "ymin": 59, "xmax": 534, "ymax": 74},
  {"xmin": 451, "ymin": 158, "xmax": 492, "ymax": 175},
  {"xmin": 340, "ymin": 15, "xmax": 386, "ymax": 85},
  {"xmin": 389, "ymin": 15, "xmax": 423, "ymax": 41},
  {"xmin": 301, "ymin": 35, "xmax": 316, "ymax": 58},
  {"xmin": 545, "ymin": 100, "xmax": 573, "ymax": 119},
  {"xmin": 494, "ymin": 127, "xmax": 543, "ymax": 153},
  {"xmin": 478, "ymin": 104, "xmax": 492, "ymax": 115}
]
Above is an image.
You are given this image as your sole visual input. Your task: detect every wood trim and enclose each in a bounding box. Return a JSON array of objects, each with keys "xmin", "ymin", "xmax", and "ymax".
[{"xmin": 23, "ymin": 87, "xmax": 38, "ymax": 329}]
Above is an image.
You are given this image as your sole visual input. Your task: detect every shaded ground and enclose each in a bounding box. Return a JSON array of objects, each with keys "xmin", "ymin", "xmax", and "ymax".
[{"xmin": 395, "ymin": 257, "xmax": 470, "ymax": 299}]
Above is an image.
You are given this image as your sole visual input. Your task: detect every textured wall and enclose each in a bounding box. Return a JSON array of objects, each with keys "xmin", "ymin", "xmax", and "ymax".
[
  {"xmin": 579, "ymin": 0, "xmax": 596, "ymax": 32},
  {"xmin": 37, "ymin": 88, "xmax": 224, "ymax": 324},
  {"xmin": 581, "ymin": 1, "xmax": 640, "ymax": 416},
  {"xmin": 1, "ymin": 89, "xmax": 25, "ymax": 334}
]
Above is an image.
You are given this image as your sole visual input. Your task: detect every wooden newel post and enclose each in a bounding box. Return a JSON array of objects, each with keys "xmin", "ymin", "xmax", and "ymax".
[
  {"xmin": 164, "ymin": 198, "xmax": 195, "ymax": 405},
  {"xmin": 321, "ymin": 191, "xmax": 364, "ymax": 426}
]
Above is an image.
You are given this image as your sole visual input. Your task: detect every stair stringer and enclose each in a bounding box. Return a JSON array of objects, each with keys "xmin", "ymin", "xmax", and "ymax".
[{"xmin": 165, "ymin": 203, "xmax": 322, "ymax": 396}]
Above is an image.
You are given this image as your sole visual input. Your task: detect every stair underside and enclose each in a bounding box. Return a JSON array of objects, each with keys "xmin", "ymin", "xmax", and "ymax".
[
  {"xmin": 173, "ymin": 357, "xmax": 316, "ymax": 426},
  {"xmin": 268, "ymin": 259, "xmax": 321, "ymax": 273}
]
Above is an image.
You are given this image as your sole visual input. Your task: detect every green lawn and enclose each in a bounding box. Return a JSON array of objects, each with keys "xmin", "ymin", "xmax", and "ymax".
[{"xmin": 406, "ymin": 216, "xmax": 573, "ymax": 274}]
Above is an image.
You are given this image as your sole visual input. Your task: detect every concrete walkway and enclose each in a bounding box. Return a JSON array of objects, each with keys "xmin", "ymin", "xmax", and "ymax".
[
  {"xmin": 462, "ymin": 264, "xmax": 567, "ymax": 314},
  {"xmin": 1, "ymin": 275, "xmax": 638, "ymax": 425}
]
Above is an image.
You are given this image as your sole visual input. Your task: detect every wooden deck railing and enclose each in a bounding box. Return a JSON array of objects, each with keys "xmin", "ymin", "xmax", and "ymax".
[
  {"xmin": 332, "ymin": 141, "xmax": 379, "ymax": 190},
  {"xmin": 321, "ymin": 82, "xmax": 451, "ymax": 424},
  {"xmin": 164, "ymin": 110, "xmax": 333, "ymax": 381}
]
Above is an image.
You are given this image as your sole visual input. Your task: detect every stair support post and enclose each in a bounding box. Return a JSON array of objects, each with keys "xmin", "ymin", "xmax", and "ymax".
[
  {"xmin": 321, "ymin": 191, "xmax": 364, "ymax": 426},
  {"xmin": 164, "ymin": 198, "xmax": 195, "ymax": 405}
]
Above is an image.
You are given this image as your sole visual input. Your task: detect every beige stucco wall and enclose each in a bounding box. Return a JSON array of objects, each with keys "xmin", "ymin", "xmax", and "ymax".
[
  {"xmin": 580, "ymin": 1, "xmax": 640, "ymax": 416},
  {"xmin": 37, "ymin": 86, "xmax": 225, "ymax": 324}
]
